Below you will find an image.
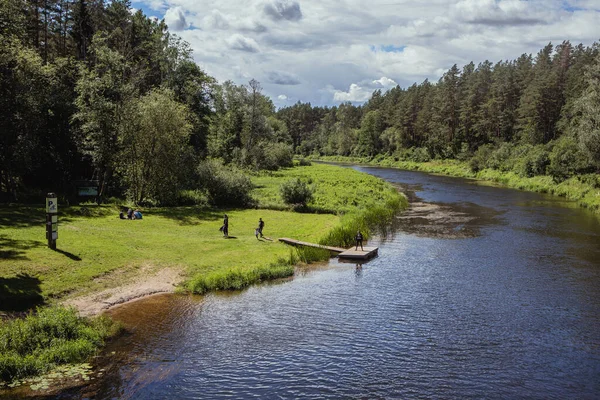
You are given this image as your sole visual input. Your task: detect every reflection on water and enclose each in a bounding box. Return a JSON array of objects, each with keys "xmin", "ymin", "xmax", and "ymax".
[{"xmin": 8, "ymin": 166, "xmax": 600, "ymax": 399}]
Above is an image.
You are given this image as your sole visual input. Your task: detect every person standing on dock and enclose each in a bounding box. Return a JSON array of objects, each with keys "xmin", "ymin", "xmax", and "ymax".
[{"xmin": 355, "ymin": 230, "xmax": 363, "ymax": 251}]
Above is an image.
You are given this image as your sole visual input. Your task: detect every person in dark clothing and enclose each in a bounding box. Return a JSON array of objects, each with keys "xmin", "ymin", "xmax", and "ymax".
[
  {"xmin": 256, "ymin": 218, "xmax": 265, "ymax": 239},
  {"xmin": 355, "ymin": 230, "xmax": 363, "ymax": 251},
  {"xmin": 127, "ymin": 208, "xmax": 133, "ymax": 220},
  {"xmin": 222, "ymin": 214, "xmax": 229, "ymax": 237}
]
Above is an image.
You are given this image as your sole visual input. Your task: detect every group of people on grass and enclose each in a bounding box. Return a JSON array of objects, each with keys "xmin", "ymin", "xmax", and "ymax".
[
  {"xmin": 119, "ymin": 208, "xmax": 142, "ymax": 220},
  {"xmin": 220, "ymin": 215, "xmax": 265, "ymax": 239}
]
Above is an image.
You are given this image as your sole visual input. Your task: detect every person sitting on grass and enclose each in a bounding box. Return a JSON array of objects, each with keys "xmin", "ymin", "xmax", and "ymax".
[
  {"xmin": 133, "ymin": 209, "xmax": 142, "ymax": 219},
  {"xmin": 355, "ymin": 230, "xmax": 363, "ymax": 251}
]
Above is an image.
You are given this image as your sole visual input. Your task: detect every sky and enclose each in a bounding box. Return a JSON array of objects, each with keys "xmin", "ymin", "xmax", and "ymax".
[{"xmin": 131, "ymin": 0, "xmax": 600, "ymax": 108}]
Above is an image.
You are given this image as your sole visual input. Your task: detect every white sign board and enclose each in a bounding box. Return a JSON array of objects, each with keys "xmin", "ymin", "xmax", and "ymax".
[{"xmin": 46, "ymin": 197, "xmax": 58, "ymax": 214}]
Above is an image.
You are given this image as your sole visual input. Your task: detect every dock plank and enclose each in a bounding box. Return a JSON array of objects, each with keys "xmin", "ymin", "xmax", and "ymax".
[
  {"xmin": 279, "ymin": 238, "xmax": 345, "ymax": 253},
  {"xmin": 338, "ymin": 246, "xmax": 378, "ymax": 260}
]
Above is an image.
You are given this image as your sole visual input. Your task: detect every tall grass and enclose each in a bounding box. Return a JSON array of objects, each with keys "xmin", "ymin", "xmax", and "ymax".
[
  {"xmin": 187, "ymin": 262, "xmax": 294, "ymax": 294},
  {"xmin": 319, "ymin": 195, "xmax": 407, "ymax": 247},
  {"xmin": 0, "ymin": 306, "xmax": 121, "ymax": 383}
]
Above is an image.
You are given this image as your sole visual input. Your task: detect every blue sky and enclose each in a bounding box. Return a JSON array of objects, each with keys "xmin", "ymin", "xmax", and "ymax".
[{"xmin": 131, "ymin": 0, "xmax": 600, "ymax": 107}]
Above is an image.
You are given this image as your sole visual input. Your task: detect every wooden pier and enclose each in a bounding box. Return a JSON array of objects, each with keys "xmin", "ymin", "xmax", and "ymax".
[
  {"xmin": 279, "ymin": 238, "xmax": 345, "ymax": 253},
  {"xmin": 338, "ymin": 246, "xmax": 378, "ymax": 261},
  {"xmin": 279, "ymin": 238, "xmax": 378, "ymax": 261}
]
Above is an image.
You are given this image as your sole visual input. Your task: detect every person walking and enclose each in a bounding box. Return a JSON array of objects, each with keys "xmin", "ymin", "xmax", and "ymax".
[
  {"xmin": 355, "ymin": 230, "xmax": 363, "ymax": 251},
  {"xmin": 222, "ymin": 214, "xmax": 229, "ymax": 237},
  {"xmin": 256, "ymin": 218, "xmax": 265, "ymax": 239}
]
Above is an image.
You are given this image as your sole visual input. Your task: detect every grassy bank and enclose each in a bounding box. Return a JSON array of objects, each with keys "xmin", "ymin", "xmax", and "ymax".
[
  {"xmin": 316, "ymin": 155, "xmax": 600, "ymax": 215},
  {"xmin": 1, "ymin": 163, "xmax": 406, "ymax": 384}
]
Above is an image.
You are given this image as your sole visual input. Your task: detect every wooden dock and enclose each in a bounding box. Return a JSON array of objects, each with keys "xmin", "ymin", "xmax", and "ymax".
[
  {"xmin": 338, "ymin": 246, "xmax": 378, "ymax": 261},
  {"xmin": 279, "ymin": 238, "xmax": 345, "ymax": 253},
  {"xmin": 279, "ymin": 238, "xmax": 379, "ymax": 261}
]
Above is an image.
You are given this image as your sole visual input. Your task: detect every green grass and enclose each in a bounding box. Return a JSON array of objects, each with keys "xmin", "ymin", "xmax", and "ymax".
[
  {"xmin": 0, "ymin": 206, "xmax": 338, "ymax": 302},
  {"xmin": 251, "ymin": 163, "xmax": 401, "ymax": 213},
  {"xmin": 316, "ymin": 155, "xmax": 600, "ymax": 215},
  {"xmin": 0, "ymin": 163, "xmax": 406, "ymax": 303},
  {"xmin": 0, "ymin": 306, "xmax": 120, "ymax": 382}
]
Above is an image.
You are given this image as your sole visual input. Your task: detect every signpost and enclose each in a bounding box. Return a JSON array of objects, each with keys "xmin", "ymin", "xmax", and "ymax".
[{"xmin": 46, "ymin": 193, "xmax": 58, "ymax": 250}]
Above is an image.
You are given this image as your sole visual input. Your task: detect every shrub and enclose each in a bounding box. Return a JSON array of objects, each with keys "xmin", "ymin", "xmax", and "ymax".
[
  {"xmin": 295, "ymin": 158, "xmax": 312, "ymax": 166},
  {"xmin": 261, "ymin": 142, "xmax": 294, "ymax": 170},
  {"xmin": 0, "ymin": 307, "xmax": 120, "ymax": 382},
  {"xmin": 469, "ymin": 144, "xmax": 494, "ymax": 172},
  {"xmin": 488, "ymin": 142, "xmax": 515, "ymax": 171},
  {"xmin": 175, "ymin": 190, "xmax": 210, "ymax": 206},
  {"xmin": 280, "ymin": 178, "xmax": 314, "ymax": 207},
  {"xmin": 515, "ymin": 144, "xmax": 549, "ymax": 177},
  {"xmin": 548, "ymin": 136, "xmax": 591, "ymax": 182},
  {"xmin": 410, "ymin": 147, "xmax": 431, "ymax": 162},
  {"xmin": 197, "ymin": 159, "xmax": 254, "ymax": 207}
]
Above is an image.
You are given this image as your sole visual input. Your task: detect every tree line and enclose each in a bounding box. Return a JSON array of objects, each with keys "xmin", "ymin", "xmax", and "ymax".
[
  {"xmin": 278, "ymin": 41, "xmax": 600, "ymax": 182},
  {"xmin": 2, "ymin": 0, "xmax": 599, "ymax": 206},
  {"xmin": 1, "ymin": 0, "xmax": 294, "ymax": 206}
]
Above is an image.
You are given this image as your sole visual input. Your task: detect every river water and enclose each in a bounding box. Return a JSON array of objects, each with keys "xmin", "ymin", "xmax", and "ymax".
[{"xmin": 50, "ymin": 167, "xmax": 600, "ymax": 398}]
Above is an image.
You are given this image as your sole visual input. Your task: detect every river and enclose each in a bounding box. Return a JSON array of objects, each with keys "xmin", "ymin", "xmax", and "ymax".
[{"xmin": 44, "ymin": 167, "xmax": 600, "ymax": 398}]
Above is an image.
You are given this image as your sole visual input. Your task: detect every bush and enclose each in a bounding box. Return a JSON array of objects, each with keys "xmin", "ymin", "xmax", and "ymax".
[
  {"xmin": 280, "ymin": 178, "xmax": 314, "ymax": 207},
  {"xmin": 410, "ymin": 147, "xmax": 431, "ymax": 162},
  {"xmin": 295, "ymin": 158, "xmax": 312, "ymax": 166},
  {"xmin": 515, "ymin": 144, "xmax": 549, "ymax": 177},
  {"xmin": 197, "ymin": 159, "xmax": 254, "ymax": 207},
  {"xmin": 261, "ymin": 142, "xmax": 294, "ymax": 170},
  {"xmin": 469, "ymin": 144, "xmax": 494, "ymax": 173},
  {"xmin": 0, "ymin": 306, "xmax": 120, "ymax": 382},
  {"xmin": 175, "ymin": 190, "xmax": 210, "ymax": 206},
  {"xmin": 548, "ymin": 136, "xmax": 591, "ymax": 182},
  {"xmin": 488, "ymin": 142, "xmax": 515, "ymax": 171}
]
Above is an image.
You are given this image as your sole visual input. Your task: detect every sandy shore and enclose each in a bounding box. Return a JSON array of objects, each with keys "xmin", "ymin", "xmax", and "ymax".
[{"xmin": 63, "ymin": 267, "xmax": 184, "ymax": 316}]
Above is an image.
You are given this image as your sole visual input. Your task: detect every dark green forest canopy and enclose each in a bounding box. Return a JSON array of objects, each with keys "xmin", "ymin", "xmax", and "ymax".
[{"xmin": 1, "ymin": 0, "xmax": 599, "ymax": 205}]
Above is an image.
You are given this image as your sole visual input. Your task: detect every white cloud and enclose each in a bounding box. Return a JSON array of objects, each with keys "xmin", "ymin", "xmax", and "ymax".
[
  {"xmin": 226, "ymin": 34, "xmax": 261, "ymax": 53},
  {"xmin": 278, "ymin": 94, "xmax": 289, "ymax": 100},
  {"xmin": 164, "ymin": 7, "xmax": 188, "ymax": 31},
  {"xmin": 332, "ymin": 77, "xmax": 398, "ymax": 102},
  {"xmin": 132, "ymin": 0, "xmax": 600, "ymax": 107}
]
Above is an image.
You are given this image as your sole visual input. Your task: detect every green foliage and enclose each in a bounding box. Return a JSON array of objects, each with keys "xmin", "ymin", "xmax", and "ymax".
[
  {"xmin": 118, "ymin": 88, "xmax": 193, "ymax": 205},
  {"xmin": 548, "ymin": 136, "xmax": 590, "ymax": 182},
  {"xmin": 197, "ymin": 159, "xmax": 254, "ymax": 207},
  {"xmin": 0, "ymin": 306, "xmax": 120, "ymax": 382},
  {"xmin": 515, "ymin": 144, "xmax": 550, "ymax": 177},
  {"xmin": 319, "ymin": 196, "xmax": 406, "ymax": 247},
  {"xmin": 469, "ymin": 144, "xmax": 494, "ymax": 173},
  {"xmin": 187, "ymin": 263, "xmax": 294, "ymax": 294},
  {"xmin": 280, "ymin": 178, "xmax": 314, "ymax": 206},
  {"xmin": 571, "ymin": 53, "xmax": 600, "ymax": 169}
]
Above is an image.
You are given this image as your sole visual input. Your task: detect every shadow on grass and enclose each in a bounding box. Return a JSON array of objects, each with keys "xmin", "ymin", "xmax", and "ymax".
[
  {"xmin": 0, "ymin": 235, "xmax": 44, "ymax": 260},
  {"xmin": 52, "ymin": 248, "xmax": 82, "ymax": 261},
  {"xmin": 149, "ymin": 207, "xmax": 229, "ymax": 226},
  {"xmin": 0, "ymin": 273, "xmax": 45, "ymax": 312}
]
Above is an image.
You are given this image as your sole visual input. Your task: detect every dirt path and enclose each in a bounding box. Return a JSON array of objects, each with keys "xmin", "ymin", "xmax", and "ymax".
[{"xmin": 63, "ymin": 267, "xmax": 184, "ymax": 317}]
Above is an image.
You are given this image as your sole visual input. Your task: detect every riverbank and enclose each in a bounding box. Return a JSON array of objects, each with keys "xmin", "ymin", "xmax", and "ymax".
[
  {"xmin": 0, "ymin": 163, "xmax": 406, "ymax": 386},
  {"xmin": 315, "ymin": 156, "xmax": 600, "ymax": 215}
]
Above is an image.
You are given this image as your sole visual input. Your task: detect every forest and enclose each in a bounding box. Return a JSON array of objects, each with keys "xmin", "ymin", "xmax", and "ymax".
[{"xmin": 2, "ymin": 0, "xmax": 599, "ymax": 207}]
